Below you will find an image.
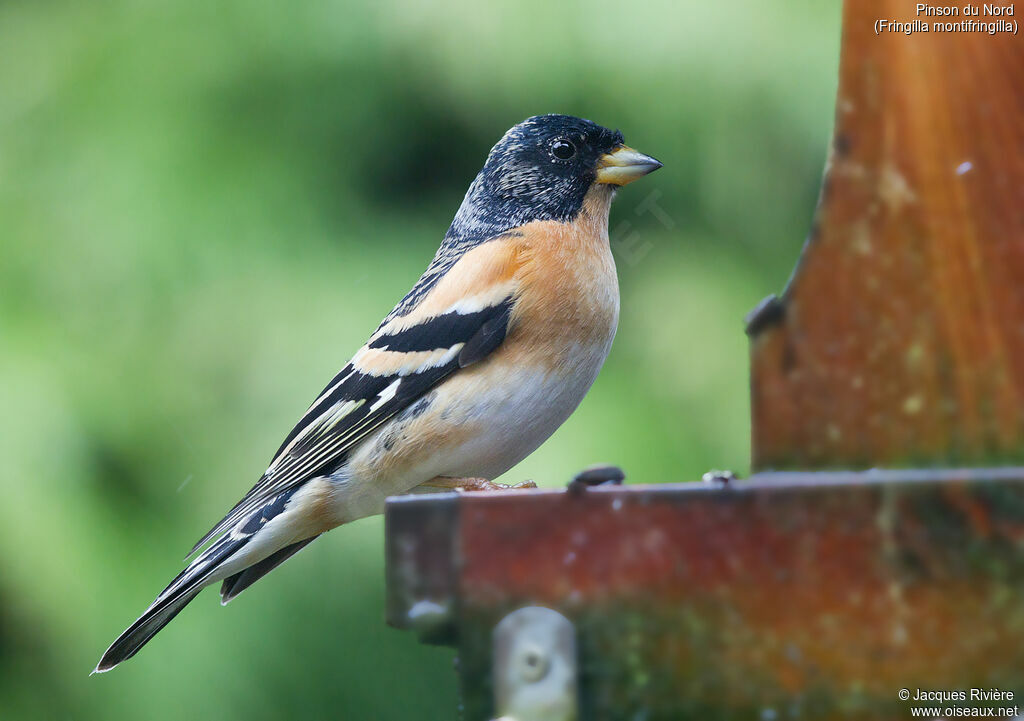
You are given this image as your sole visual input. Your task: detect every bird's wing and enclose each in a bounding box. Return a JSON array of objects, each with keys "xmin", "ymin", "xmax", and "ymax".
[{"xmin": 188, "ymin": 236, "xmax": 522, "ymax": 555}]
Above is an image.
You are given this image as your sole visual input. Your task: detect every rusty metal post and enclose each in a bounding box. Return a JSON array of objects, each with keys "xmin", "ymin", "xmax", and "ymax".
[{"xmin": 749, "ymin": 0, "xmax": 1024, "ymax": 471}]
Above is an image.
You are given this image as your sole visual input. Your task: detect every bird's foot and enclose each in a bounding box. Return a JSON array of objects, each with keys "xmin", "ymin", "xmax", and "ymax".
[
  {"xmin": 457, "ymin": 478, "xmax": 537, "ymax": 492},
  {"xmin": 414, "ymin": 477, "xmax": 537, "ymax": 493}
]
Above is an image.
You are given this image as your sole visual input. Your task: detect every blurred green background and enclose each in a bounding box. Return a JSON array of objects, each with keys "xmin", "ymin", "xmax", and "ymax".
[{"xmin": 0, "ymin": 1, "xmax": 840, "ymax": 718}]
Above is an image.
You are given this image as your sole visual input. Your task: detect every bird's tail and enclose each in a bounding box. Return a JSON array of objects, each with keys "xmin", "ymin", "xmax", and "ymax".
[
  {"xmin": 93, "ymin": 532, "xmax": 249, "ymax": 673},
  {"xmin": 95, "ymin": 485, "xmax": 323, "ymax": 673}
]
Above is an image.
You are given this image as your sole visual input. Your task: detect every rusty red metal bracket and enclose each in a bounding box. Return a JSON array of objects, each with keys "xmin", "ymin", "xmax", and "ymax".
[{"xmin": 387, "ymin": 471, "xmax": 1024, "ymax": 720}]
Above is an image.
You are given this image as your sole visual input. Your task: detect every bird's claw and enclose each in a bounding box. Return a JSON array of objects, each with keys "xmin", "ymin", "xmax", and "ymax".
[{"xmin": 453, "ymin": 478, "xmax": 537, "ymax": 492}]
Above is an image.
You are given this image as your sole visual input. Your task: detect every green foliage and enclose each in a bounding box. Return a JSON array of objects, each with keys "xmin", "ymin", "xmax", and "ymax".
[{"xmin": 0, "ymin": 1, "xmax": 839, "ymax": 718}]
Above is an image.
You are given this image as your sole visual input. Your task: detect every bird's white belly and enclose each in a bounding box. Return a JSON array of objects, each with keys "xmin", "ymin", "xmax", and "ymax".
[
  {"xmin": 436, "ymin": 351, "xmax": 608, "ymax": 480},
  {"xmin": 335, "ymin": 332, "xmax": 615, "ymax": 519}
]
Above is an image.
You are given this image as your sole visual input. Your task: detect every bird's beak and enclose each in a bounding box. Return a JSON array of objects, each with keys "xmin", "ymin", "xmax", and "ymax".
[{"xmin": 595, "ymin": 145, "xmax": 663, "ymax": 186}]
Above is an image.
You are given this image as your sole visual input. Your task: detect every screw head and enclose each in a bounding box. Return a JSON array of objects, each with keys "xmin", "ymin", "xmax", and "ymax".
[{"xmin": 517, "ymin": 642, "xmax": 550, "ymax": 682}]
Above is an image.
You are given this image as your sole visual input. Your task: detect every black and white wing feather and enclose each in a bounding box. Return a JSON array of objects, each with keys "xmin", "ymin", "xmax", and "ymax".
[{"xmin": 188, "ymin": 265, "xmax": 516, "ymax": 555}]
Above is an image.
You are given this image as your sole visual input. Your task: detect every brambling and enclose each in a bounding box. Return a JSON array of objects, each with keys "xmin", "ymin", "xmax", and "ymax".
[{"xmin": 96, "ymin": 114, "xmax": 661, "ymax": 672}]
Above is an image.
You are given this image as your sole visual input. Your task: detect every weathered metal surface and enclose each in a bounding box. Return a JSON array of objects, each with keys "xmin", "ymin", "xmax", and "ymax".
[
  {"xmin": 385, "ymin": 493, "xmax": 459, "ymax": 644},
  {"xmin": 749, "ymin": 0, "xmax": 1024, "ymax": 471},
  {"xmin": 386, "ymin": 470, "xmax": 1024, "ymax": 720}
]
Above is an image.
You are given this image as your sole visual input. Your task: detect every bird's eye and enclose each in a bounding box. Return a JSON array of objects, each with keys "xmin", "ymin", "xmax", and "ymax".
[{"xmin": 550, "ymin": 139, "xmax": 576, "ymax": 160}]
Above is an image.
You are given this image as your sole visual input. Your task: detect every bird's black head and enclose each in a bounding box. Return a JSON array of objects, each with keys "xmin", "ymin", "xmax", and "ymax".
[{"xmin": 446, "ymin": 114, "xmax": 661, "ymax": 243}]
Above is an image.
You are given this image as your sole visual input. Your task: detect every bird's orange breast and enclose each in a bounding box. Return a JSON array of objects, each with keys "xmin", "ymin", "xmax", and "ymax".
[{"xmin": 504, "ymin": 184, "xmax": 620, "ymax": 372}]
